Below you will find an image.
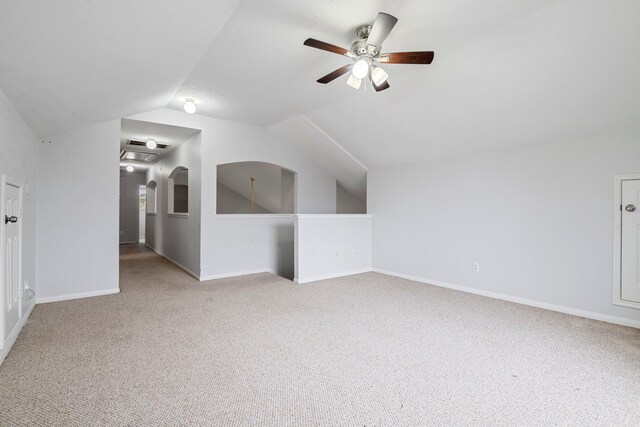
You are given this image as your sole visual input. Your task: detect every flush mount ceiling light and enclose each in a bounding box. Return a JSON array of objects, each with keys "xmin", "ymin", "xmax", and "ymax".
[
  {"xmin": 184, "ymin": 98, "xmax": 197, "ymax": 114},
  {"xmin": 146, "ymin": 139, "xmax": 157, "ymax": 150},
  {"xmin": 126, "ymin": 165, "xmax": 134, "ymax": 172},
  {"xmin": 304, "ymin": 12, "xmax": 434, "ymax": 92}
]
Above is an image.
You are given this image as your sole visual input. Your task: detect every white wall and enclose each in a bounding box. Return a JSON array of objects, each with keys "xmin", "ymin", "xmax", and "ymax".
[
  {"xmin": 203, "ymin": 215, "xmax": 294, "ymax": 280},
  {"xmin": 37, "ymin": 120, "xmax": 120, "ymax": 302},
  {"xmin": 130, "ymin": 109, "xmax": 338, "ymax": 279},
  {"xmin": 145, "ymin": 132, "xmax": 201, "ymax": 278},
  {"xmin": 295, "ymin": 215, "xmax": 372, "ymax": 284},
  {"xmin": 369, "ymin": 132, "xmax": 640, "ymax": 325},
  {"xmin": 337, "ymin": 182, "xmax": 366, "ymax": 214},
  {"xmin": 0, "ymin": 88, "xmax": 38, "ymax": 318},
  {"xmin": 119, "ymin": 170, "xmax": 145, "ymax": 243}
]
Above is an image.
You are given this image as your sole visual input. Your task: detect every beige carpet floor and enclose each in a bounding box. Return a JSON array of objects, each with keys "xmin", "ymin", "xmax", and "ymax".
[{"xmin": 1, "ymin": 245, "xmax": 639, "ymax": 426}]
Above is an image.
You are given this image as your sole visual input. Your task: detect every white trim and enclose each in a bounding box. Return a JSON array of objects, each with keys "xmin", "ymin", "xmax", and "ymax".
[
  {"xmin": 300, "ymin": 115, "xmax": 368, "ymax": 172},
  {"xmin": 119, "ymin": 240, "xmax": 139, "ymax": 245},
  {"xmin": 295, "ymin": 214, "xmax": 373, "ymax": 219},
  {"xmin": 374, "ymin": 269, "xmax": 640, "ymax": 330},
  {"xmin": 36, "ymin": 288, "xmax": 120, "ymax": 304},
  {"xmin": 294, "ymin": 268, "xmax": 372, "ymax": 284},
  {"xmin": 612, "ymin": 173, "xmax": 640, "ymax": 310},
  {"xmin": 200, "ymin": 269, "xmax": 275, "ymax": 281},
  {"xmin": 144, "ymin": 244, "xmax": 200, "ymax": 280},
  {"xmin": 0, "ymin": 302, "xmax": 34, "ymax": 366}
]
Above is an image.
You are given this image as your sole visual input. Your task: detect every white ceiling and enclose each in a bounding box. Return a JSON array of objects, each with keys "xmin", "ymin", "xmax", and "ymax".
[{"xmin": 1, "ymin": 0, "xmax": 638, "ymax": 168}]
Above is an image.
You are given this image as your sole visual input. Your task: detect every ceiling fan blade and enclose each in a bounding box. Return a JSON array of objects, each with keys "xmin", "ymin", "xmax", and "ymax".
[
  {"xmin": 304, "ymin": 38, "xmax": 354, "ymax": 58},
  {"xmin": 317, "ymin": 64, "xmax": 353, "ymax": 84},
  {"xmin": 366, "ymin": 12, "xmax": 398, "ymax": 49},
  {"xmin": 372, "ymin": 79, "xmax": 390, "ymax": 92},
  {"xmin": 379, "ymin": 51, "xmax": 435, "ymax": 64}
]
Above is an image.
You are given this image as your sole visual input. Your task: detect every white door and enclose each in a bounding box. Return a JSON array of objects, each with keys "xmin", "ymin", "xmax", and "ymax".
[
  {"xmin": 621, "ymin": 179, "xmax": 640, "ymax": 303},
  {"xmin": 3, "ymin": 182, "xmax": 21, "ymax": 338}
]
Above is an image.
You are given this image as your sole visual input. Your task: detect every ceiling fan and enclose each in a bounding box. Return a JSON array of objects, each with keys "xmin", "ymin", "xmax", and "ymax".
[{"xmin": 304, "ymin": 12, "xmax": 434, "ymax": 92}]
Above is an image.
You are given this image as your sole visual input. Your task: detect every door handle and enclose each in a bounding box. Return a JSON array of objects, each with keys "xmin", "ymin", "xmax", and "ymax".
[
  {"xmin": 4, "ymin": 215, "xmax": 17, "ymax": 224},
  {"xmin": 626, "ymin": 204, "xmax": 637, "ymax": 212}
]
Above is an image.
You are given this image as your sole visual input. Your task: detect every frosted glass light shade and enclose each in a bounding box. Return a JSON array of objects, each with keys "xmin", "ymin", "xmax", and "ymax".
[
  {"xmin": 184, "ymin": 99, "xmax": 197, "ymax": 114},
  {"xmin": 146, "ymin": 139, "xmax": 157, "ymax": 149},
  {"xmin": 352, "ymin": 59, "xmax": 369, "ymax": 79},
  {"xmin": 346, "ymin": 74, "xmax": 363, "ymax": 90},
  {"xmin": 371, "ymin": 66, "xmax": 389, "ymax": 86},
  {"xmin": 126, "ymin": 165, "xmax": 134, "ymax": 172}
]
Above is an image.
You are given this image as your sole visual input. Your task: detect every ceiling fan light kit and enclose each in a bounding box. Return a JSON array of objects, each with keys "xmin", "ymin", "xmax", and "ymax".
[{"xmin": 304, "ymin": 12, "xmax": 434, "ymax": 92}]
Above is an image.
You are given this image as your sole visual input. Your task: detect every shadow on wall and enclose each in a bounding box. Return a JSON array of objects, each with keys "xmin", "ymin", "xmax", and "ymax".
[
  {"xmin": 217, "ymin": 161, "xmax": 295, "ymax": 214},
  {"xmin": 276, "ymin": 223, "xmax": 294, "ymax": 280}
]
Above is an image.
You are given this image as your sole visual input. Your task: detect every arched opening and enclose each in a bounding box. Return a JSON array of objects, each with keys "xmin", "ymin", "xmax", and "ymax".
[
  {"xmin": 216, "ymin": 161, "xmax": 296, "ymax": 214},
  {"xmin": 146, "ymin": 180, "xmax": 157, "ymax": 214},
  {"xmin": 168, "ymin": 167, "xmax": 189, "ymax": 214}
]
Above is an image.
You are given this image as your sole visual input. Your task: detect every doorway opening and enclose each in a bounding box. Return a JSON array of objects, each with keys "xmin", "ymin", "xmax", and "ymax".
[{"xmin": 138, "ymin": 185, "xmax": 146, "ymax": 244}]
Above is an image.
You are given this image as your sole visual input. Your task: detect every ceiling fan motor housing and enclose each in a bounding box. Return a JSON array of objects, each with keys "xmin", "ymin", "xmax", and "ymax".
[{"xmin": 350, "ymin": 39, "xmax": 369, "ymax": 56}]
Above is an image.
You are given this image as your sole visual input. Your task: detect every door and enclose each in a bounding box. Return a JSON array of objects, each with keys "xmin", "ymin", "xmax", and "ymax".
[
  {"xmin": 3, "ymin": 182, "xmax": 21, "ymax": 338},
  {"xmin": 621, "ymin": 179, "xmax": 640, "ymax": 303}
]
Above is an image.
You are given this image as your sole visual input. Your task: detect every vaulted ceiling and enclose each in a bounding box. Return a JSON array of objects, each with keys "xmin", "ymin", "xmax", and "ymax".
[{"xmin": 1, "ymin": 0, "xmax": 638, "ymax": 168}]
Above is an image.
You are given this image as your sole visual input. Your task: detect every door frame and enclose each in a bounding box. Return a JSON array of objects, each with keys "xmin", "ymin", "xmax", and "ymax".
[
  {"xmin": 612, "ymin": 173, "xmax": 640, "ymax": 309},
  {"xmin": 0, "ymin": 175, "xmax": 24, "ymax": 340}
]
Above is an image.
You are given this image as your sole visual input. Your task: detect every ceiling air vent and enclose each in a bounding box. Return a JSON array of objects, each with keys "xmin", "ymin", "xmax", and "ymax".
[
  {"xmin": 120, "ymin": 150, "xmax": 158, "ymax": 162},
  {"xmin": 128, "ymin": 140, "xmax": 168, "ymax": 149}
]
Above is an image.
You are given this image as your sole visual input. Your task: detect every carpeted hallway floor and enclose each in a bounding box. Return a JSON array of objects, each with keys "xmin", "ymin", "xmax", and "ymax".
[{"xmin": 1, "ymin": 245, "xmax": 639, "ymax": 426}]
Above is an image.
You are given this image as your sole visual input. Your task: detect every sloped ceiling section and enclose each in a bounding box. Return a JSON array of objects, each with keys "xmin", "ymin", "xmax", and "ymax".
[
  {"xmin": 268, "ymin": 115, "xmax": 367, "ymax": 203},
  {"xmin": 0, "ymin": 0, "xmax": 638, "ymax": 168},
  {"xmin": 0, "ymin": 0, "xmax": 241, "ymax": 136},
  {"xmin": 303, "ymin": 0, "xmax": 640, "ymax": 167}
]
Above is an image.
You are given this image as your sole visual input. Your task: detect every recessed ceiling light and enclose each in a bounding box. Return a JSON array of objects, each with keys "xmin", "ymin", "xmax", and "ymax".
[
  {"xmin": 146, "ymin": 139, "xmax": 157, "ymax": 149},
  {"xmin": 126, "ymin": 165, "xmax": 134, "ymax": 172},
  {"xmin": 184, "ymin": 98, "xmax": 197, "ymax": 114}
]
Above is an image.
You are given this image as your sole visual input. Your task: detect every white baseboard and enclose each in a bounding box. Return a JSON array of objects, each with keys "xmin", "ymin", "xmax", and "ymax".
[
  {"xmin": 36, "ymin": 288, "xmax": 120, "ymax": 304},
  {"xmin": 1, "ymin": 302, "xmax": 35, "ymax": 366},
  {"xmin": 145, "ymin": 244, "xmax": 200, "ymax": 281},
  {"xmin": 294, "ymin": 268, "xmax": 372, "ymax": 284},
  {"xmin": 200, "ymin": 269, "xmax": 274, "ymax": 281},
  {"xmin": 373, "ymin": 269, "xmax": 640, "ymax": 329}
]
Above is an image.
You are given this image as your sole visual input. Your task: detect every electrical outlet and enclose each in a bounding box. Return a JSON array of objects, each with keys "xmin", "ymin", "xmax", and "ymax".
[
  {"xmin": 472, "ymin": 262, "xmax": 480, "ymax": 272},
  {"xmin": 18, "ymin": 287, "xmax": 23, "ymax": 298}
]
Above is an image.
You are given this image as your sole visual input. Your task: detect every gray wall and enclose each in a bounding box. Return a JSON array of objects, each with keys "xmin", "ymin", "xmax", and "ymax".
[
  {"xmin": 37, "ymin": 120, "xmax": 120, "ymax": 301},
  {"xmin": 337, "ymin": 182, "xmax": 366, "ymax": 214},
  {"xmin": 369, "ymin": 131, "xmax": 640, "ymax": 324},
  {"xmin": 119, "ymin": 170, "xmax": 145, "ymax": 244},
  {"xmin": 217, "ymin": 183, "xmax": 271, "ymax": 214},
  {"xmin": 145, "ymin": 132, "xmax": 202, "ymax": 277}
]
